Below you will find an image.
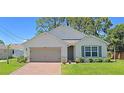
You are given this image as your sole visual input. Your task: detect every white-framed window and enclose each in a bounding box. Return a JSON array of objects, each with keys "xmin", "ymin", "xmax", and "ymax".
[
  {"xmin": 85, "ymin": 47, "xmax": 91, "ymax": 57},
  {"xmin": 92, "ymin": 46, "xmax": 97, "ymax": 57},
  {"xmin": 81, "ymin": 46, "xmax": 102, "ymax": 57}
]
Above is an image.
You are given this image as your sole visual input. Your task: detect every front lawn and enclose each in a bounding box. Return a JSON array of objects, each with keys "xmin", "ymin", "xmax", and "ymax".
[
  {"xmin": 61, "ymin": 60, "xmax": 124, "ymax": 75},
  {"xmin": 0, "ymin": 58, "xmax": 26, "ymax": 75}
]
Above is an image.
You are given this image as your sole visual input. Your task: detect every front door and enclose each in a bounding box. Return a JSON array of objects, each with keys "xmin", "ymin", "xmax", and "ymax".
[{"xmin": 67, "ymin": 46, "xmax": 74, "ymax": 61}]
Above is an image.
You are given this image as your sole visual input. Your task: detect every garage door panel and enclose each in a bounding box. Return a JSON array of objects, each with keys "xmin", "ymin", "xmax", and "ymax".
[{"xmin": 30, "ymin": 47, "xmax": 61, "ymax": 62}]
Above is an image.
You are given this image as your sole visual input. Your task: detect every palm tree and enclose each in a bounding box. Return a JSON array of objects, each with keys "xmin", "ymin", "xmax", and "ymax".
[
  {"xmin": 111, "ymin": 38, "xmax": 119, "ymax": 61},
  {"xmin": 6, "ymin": 44, "xmax": 11, "ymax": 64},
  {"xmin": 107, "ymin": 29, "xmax": 119, "ymax": 61}
]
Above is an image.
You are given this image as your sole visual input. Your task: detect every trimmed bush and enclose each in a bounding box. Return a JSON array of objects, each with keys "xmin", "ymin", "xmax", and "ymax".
[
  {"xmin": 68, "ymin": 60, "xmax": 72, "ymax": 64},
  {"xmin": 61, "ymin": 57, "xmax": 67, "ymax": 64},
  {"xmin": 79, "ymin": 58, "xmax": 85, "ymax": 63},
  {"xmin": 62, "ymin": 61, "xmax": 67, "ymax": 64},
  {"xmin": 88, "ymin": 58, "xmax": 94, "ymax": 63},
  {"xmin": 8, "ymin": 56, "xmax": 14, "ymax": 59},
  {"xmin": 17, "ymin": 56, "xmax": 27, "ymax": 63},
  {"xmin": 95, "ymin": 58, "xmax": 103, "ymax": 63},
  {"xmin": 104, "ymin": 58, "xmax": 111, "ymax": 62},
  {"xmin": 75, "ymin": 58, "xmax": 80, "ymax": 64}
]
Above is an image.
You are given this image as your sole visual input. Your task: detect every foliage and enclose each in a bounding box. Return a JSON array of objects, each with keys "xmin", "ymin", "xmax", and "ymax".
[
  {"xmin": 88, "ymin": 58, "xmax": 94, "ymax": 63},
  {"xmin": 61, "ymin": 57, "xmax": 67, "ymax": 64},
  {"xmin": 95, "ymin": 58, "xmax": 103, "ymax": 63},
  {"xmin": 36, "ymin": 17, "xmax": 112, "ymax": 37},
  {"xmin": 107, "ymin": 24, "xmax": 124, "ymax": 52},
  {"xmin": 36, "ymin": 17, "xmax": 65, "ymax": 34},
  {"xmin": 8, "ymin": 56, "xmax": 14, "ymax": 59},
  {"xmin": 107, "ymin": 52, "xmax": 112, "ymax": 59},
  {"xmin": 79, "ymin": 58, "xmax": 85, "ymax": 63},
  {"xmin": 0, "ymin": 40, "xmax": 4, "ymax": 44},
  {"xmin": 67, "ymin": 17, "xmax": 112, "ymax": 36},
  {"xmin": 75, "ymin": 58, "xmax": 80, "ymax": 64},
  {"xmin": 62, "ymin": 61, "xmax": 67, "ymax": 65},
  {"xmin": 17, "ymin": 56, "xmax": 27, "ymax": 63},
  {"xmin": 104, "ymin": 58, "xmax": 111, "ymax": 62},
  {"xmin": 75, "ymin": 57, "xmax": 85, "ymax": 63},
  {"xmin": 74, "ymin": 58, "xmax": 113, "ymax": 63}
]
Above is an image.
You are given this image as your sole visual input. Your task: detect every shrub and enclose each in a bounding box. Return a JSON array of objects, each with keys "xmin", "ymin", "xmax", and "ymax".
[
  {"xmin": 61, "ymin": 57, "xmax": 67, "ymax": 64},
  {"xmin": 68, "ymin": 60, "xmax": 72, "ymax": 64},
  {"xmin": 88, "ymin": 58, "xmax": 94, "ymax": 63},
  {"xmin": 75, "ymin": 58, "xmax": 80, "ymax": 64},
  {"xmin": 95, "ymin": 58, "xmax": 103, "ymax": 63},
  {"xmin": 79, "ymin": 58, "xmax": 85, "ymax": 63},
  {"xmin": 104, "ymin": 58, "xmax": 111, "ymax": 62},
  {"xmin": 17, "ymin": 56, "xmax": 27, "ymax": 63},
  {"xmin": 62, "ymin": 61, "xmax": 67, "ymax": 64},
  {"xmin": 8, "ymin": 56, "xmax": 14, "ymax": 59},
  {"xmin": 107, "ymin": 52, "xmax": 112, "ymax": 59}
]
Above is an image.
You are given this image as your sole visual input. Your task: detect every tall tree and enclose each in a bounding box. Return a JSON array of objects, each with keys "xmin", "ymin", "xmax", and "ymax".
[
  {"xmin": 108, "ymin": 24, "xmax": 124, "ymax": 51},
  {"xmin": 36, "ymin": 17, "xmax": 65, "ymax": 35},
  {"xmin": 106, "ymin": 24, "xmax": 124, "ymax": 60},
  {"xmin": 106, "ymin": 29, "xmax": 119, "ymax": 61},
  {"xmin": 36, "ymin": 17, "xmax": 112, "ymax": 37},
  {"xmin": 66, "ymin": 17, "xmax": 112, "ymax": 36},
  {"xmin": 0, "ymin": 40, "xmax": 4, "ymax": 44}
]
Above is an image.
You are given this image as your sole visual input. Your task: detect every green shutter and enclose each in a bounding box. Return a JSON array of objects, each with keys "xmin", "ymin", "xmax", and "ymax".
[
  {"xmin": 81, "ymin": 46, "xmax": 84, "ymax": 57},
  {"xmin": 99, "ymin": 46, "xmax": 102, "ymax": 57}
]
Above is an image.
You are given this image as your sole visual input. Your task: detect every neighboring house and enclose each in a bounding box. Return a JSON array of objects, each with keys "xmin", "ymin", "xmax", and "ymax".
[
  {"xmin": 0, "ymin": 44, "xmax": 12, "ymax": 59},
  {"xmin": 10, "ymin": 44, "xmax": 24, "ymax": 57},
  {"xmin": 23, "ymin": 26, "xmax": 108, "ymax": 62}
]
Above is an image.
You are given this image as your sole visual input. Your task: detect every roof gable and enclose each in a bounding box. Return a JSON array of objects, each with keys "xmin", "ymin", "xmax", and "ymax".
[
  {"xmin": 23, "ymin": 32, "xmax": 67, "ymax": 46},
  {"xmin": 10, "ymin": 44, "xmax": 23, "ymax": 49},
  {"xmin": 49, "ymin": 26, "xmax": 85, "ymax": 39},
  {"xmin": 79, "ymin": 35, "xmax": 109, "ymax": 45}
]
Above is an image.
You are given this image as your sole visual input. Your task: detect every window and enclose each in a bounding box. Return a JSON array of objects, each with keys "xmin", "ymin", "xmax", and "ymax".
[
  {"xmin": 92, "ymin": 47, "xmax": 97, "ymax": 57},
  {"xmin": 85, "ymin": 47, "xmax": 91, "ymax": 57},
  {"xmin": 82, "ymin": 46, "xmax": 102, "ymax": 57}
]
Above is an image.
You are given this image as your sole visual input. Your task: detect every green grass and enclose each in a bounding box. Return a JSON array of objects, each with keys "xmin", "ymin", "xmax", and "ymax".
[
  {"xmin": 62, "ymin": 60, "xmax": 124, "ymax": 75},
  {"xmin": 0, "ymin": 58, "xmax": 26, "ymax": 75}
]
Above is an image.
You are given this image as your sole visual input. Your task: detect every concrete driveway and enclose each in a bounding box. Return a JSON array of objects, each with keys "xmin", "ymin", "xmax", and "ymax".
[{"xmin": 11, "ymin": 62, "xmax": 61, "ymax": 75}]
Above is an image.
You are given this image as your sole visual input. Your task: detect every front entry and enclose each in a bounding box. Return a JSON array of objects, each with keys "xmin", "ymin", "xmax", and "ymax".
[{"xmin": 67, "ymin": 46, "xmax": 74, "ymax": 61}]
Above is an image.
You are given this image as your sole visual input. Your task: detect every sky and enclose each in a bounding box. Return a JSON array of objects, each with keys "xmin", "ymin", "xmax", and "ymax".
[
  {"xmin": 0, "ymin": 17, "xmax": 38, "ymax": 44},
  {"xmin": 0, "ymin": 17, "xmax": 124, "ymax": 44}
]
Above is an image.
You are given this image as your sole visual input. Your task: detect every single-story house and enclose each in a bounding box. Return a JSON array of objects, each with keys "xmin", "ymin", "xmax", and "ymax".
[
  {"xmin": 10, "ymin": 44, "xmax": 24, "ymax": 57},
  {"xmin": 0, "ymin": 44, "xmax": 12, "ymax": 59},
  {"xmin": 23, "ymin": 26, "xmax": 108, "ymax": 62}
]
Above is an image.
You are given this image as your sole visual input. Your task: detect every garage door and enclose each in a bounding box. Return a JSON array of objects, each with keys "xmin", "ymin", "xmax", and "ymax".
[{"xmin": 30, "ymin": 47, "xmax": 61, "ymax": 62}]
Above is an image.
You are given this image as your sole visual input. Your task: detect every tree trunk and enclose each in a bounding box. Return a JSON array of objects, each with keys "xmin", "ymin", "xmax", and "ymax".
[
  {"xmin": 7, "ymin": 56, "xmax": 9, "ymax": 64},
  {"xmin": 6, "ymin": 45, "xmax": 9, "ymax": 64},
  {"xmin": 113, "ymin": 46, "xmax": 116, "ymax": 61}
]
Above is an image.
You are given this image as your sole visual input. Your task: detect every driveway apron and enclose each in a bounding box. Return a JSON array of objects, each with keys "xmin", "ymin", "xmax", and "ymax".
[{"xmin": 11, "ymin": 62, "xmax": 61, "ymax": 75}]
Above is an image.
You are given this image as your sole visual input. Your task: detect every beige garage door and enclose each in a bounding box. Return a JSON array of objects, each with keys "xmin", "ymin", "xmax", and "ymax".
[{"xmin": 30, "ymin": 47, "xmax": 61, "ymax": 62}]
